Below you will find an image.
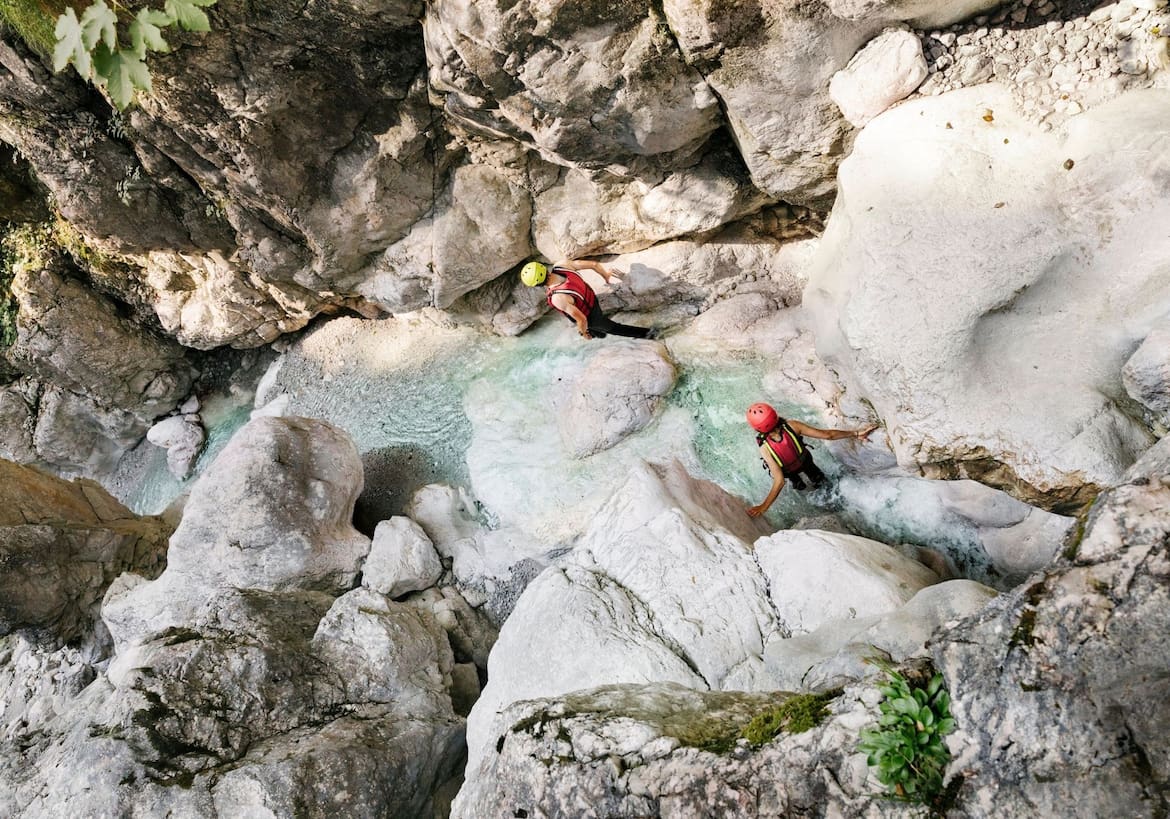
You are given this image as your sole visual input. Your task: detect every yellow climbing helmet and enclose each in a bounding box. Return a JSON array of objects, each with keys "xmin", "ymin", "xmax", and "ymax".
[{"xmin": 520, "ymin": 261, "xmax": 548, "ymax": 287}]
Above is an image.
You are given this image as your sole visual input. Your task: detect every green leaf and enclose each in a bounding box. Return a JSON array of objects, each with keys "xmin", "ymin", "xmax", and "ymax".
[
  {"xmin": 93, "ymin": 45, "xmax": 152, "ymax": 110},
  {"xmin": 52, "ymin": 8, "xmax": 91, "ymax": 76},
  {"xmin": 164, "ymin": 0, "xmax": 216, "ymax": 32},
  {"xmin": 129, "ymin": 8, "xmax": 172, "ymax": 58},
  {"xmin": 80, "ymin": 0, "xmax": 118, "ymax": 51},
  {"xmin": 892, "ymin": 697, "xmax": 918, "ymax": 715},
  {"xmin": 937, "ymin": 717, "xmax": 956, "ymax": 735},
  {"xmin": 927, "ymin": 674, "xmax": 943, "ymax": 697}
]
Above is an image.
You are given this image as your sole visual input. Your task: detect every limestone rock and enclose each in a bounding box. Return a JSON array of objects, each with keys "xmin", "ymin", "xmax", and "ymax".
[
  {"xmin": 363, "ymin": 516, "xmax": 444, "ymax": 598},
  {"xmin": 425, "ymin": 0, "xmax": 721, "ymax": 177},
  {"xmin": 930, "ymin": 434, "xmax": 1170, "ymax": 816},
  {"xmin": 404, "ymin": 586, "xmax": 499, "ymax": 670},
  {"xmin": 311, "ymin": 588, "xmax": 454, "ymax": 716},
  {"xmin": 7, "ymin": 250, "xmax": 193, "ymax": 417},
  {"xmin": 765, "ymin": 579, "xmax": 997, "ymax": 691},
  {"xmin": 530, "ymin": 147, "xmax": 768, "ymax": 259},
  {"xmin": 30, "ymin": 386, "xmax": 149, "ymax": 478},
  {"xmin": 557, "ymin": 343, "xmax": 676, "ymax": 458},
  {"xmin": 356, "ymin": 161, "xmax": 533, "ymax": 312},
  {"xmin": 805, "ymin": 85, "xmax": 1170, "ymax": 511},
  {"xmin": 754, "ymin": 529, "xmax": 940, "ymax": 634},
  {"xmin": 102, "ymin": 416, "xmax": 370, "ymax": 650},
  {"xmin": 1122, "ymin": 321, "xmax": 1170, "ymax": 429},
  {"xmin": 456, "ymin": 682, "xmax": 888, "ymax": 818},
  {"xmin": 829, "ymin": 28, "xmax": 929, "ymax": 127},
  {"xmin": 0, "ymin": 458, "xmax": 170, "ymax": 641},
  {"xmin": 146, "ymin": 414, "xmax": 206, "ymax": 479}
]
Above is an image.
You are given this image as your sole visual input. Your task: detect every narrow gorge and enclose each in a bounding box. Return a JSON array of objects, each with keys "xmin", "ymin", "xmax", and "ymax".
[{"xmin": 1, "ymin": 0, "xmax": 1168, "ymax": 816}]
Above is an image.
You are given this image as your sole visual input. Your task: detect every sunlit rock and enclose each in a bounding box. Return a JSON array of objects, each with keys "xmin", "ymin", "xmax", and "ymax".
[
  {"xmin": 765, "ymin": 579, "xmax": 997, "ymax": 691},
  {"xmin": 103, "ymin": 416, "xmax": 369, "ymax": 651},
  {"xmin": 754, "ymin": 529, "xmax": 940, "ymax": 634},
  {"xmin": 806, "ymin": 85, "xmax": 1170, "ymax": 510},
  {"xmin": 829, "ymin": 28, "xmax": 928, "ymax": 128}
]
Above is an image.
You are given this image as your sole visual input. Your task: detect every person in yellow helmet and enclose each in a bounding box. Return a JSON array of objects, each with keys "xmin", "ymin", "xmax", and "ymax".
[{"xmin": 520, "ymin": 259, "xmax": 652, "ymax": 340}]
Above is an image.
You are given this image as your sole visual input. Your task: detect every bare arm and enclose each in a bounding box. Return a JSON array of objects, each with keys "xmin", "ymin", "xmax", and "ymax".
[
  {"xmin": 564, "ymin": 258, "xmax": 618, "ymax": 283},
  {"xmin": 788, "ymin": 419, "xmax": 879, "ymax": 441},
  {"xmin": 747, "ymin": 445, "xmax": 785, "ymax": 518},
  {"xmin": 551, "ymin": 294, "xmax": 592, "ymax": 339}
]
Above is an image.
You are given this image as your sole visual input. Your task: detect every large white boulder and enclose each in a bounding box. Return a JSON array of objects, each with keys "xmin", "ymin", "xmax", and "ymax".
[
  {"xmin": 103, "ymin": 416, "xmax": 370, "ymax": 651},
  {"xmin": 805, "ymin": 85, "xmax": 1170, "ymax": 509},
  {"xmin": 754, "ymin": 529, "xmax": 939, "ymax": 634}
]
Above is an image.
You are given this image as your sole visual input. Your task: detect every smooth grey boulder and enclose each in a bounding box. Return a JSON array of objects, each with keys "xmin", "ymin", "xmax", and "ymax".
[
  {"xmin": 754, "ymin": 529, "xmax": 940, "ymax": 634},
  {"xmin": 0, "ymin": 458, "xmax": 170, "ymax": 642}
]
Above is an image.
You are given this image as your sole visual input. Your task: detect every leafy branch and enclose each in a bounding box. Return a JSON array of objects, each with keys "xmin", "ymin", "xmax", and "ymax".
[{"xmin": 52, "ymin": 0, "xmax": 216, "ymax": 109}]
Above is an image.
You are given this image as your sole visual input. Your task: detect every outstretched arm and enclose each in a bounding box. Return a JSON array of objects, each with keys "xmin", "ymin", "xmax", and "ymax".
[
  {"xmin": 747, "ymin": 446, "xmax": 785, "ymax": 517},
  {"xmin": 565, "ymin": 258, "xmax": 619, "ymax": 283},
  {"xmin": 788, "ymin": 419, "xmax": 879, "ymax": 441}
]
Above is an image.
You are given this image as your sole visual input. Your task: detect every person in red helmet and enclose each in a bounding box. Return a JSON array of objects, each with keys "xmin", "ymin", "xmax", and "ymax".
[{"xmin": 745, "ymin": 402, "xmax": 879, "ymax": 518}]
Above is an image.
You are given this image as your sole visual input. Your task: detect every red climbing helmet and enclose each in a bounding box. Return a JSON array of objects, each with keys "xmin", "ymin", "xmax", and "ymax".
[{"xmin": 747, "ymin": 402, "xmax": 779, "ymax": 434}]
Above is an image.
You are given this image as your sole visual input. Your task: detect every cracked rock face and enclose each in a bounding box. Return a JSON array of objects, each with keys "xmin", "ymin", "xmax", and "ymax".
[
  {"xmin": 455, "ymin": 681, "xmax": 895, "ymax": 818},
  {"xmin": 931, "ymin": 434, "xmax": 1170, "ymax": 817}
]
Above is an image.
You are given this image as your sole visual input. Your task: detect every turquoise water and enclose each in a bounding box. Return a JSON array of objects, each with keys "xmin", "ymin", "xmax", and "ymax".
[
  {"xmin": 119, "ymin": 315, "xmax": 1005, "ymax": 585},
  {"xmin": 124, "ymin": 395, "xmax": 254, "ymax": 515}
]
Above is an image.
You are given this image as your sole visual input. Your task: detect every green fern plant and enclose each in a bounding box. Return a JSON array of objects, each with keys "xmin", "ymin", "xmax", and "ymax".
[
  {"xmin": 858, "ymin": 666, "xmax": 955, "ymax": 803},
  {"xmin": 52, "ymin": 0, "xmax": 216, "ymax": 109}
]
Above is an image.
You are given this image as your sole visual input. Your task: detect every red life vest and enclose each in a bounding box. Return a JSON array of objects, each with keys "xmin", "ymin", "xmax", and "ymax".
[
  {"xmin": 758, "ymin": 422, "xmax": 807, "ymax": 471},
  {"xmin": 546, "ymin": 267, "xmax": 597, "ymax": 318}
]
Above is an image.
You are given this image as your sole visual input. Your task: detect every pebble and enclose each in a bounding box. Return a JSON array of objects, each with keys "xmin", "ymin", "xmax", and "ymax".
[
  {"xmin": 1012, "ymin": 8, "xmax": 1028, "ymax": 23},
  {"xmin": 1038, "ymin": 2, "xmax": 1055, "ymax": 14},
  {"xmin": 973, "ymin": 27, "xmax": 989, "ymax": 40},
  {"xmin": 1066, "ymin": 33, "xmax": 1090, "ymax": 52},
  {"xmin": 1049, "ymin": 46, "xmax": 1066, "ymax": 61},
  {"xmin": 1003, "ymin": 39, "xmax": 1018, "ymax": 51},
  {"xmin": 1120, "ymin": 56, "xmax": 1148, "ymax": 72},
  {"xmin": 1046, "ymin": 21, "xmax": 1062, "ymax": 33},
  {"xmin": 1066, "ymin": 100, "xmax": 1084, "ymax": 114},
  {"xmin": 1133, "ymin": 0, "xmax": 1167, "ymax": 9},
  {"xmin": 934, "ymin": 31, "xmax": 957, "ymax": 46},
  {"xmin": 1032, "ymin": 40, "xmax": 1048, "ymax": 56},
  {"xmin": 1089, "ymin": 6, "xmax": 1113, "ymax": 23},
  {"xmin": 1113, "ymin": 1, "xmax": 1137, "ymax": 22}
]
